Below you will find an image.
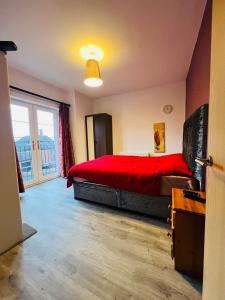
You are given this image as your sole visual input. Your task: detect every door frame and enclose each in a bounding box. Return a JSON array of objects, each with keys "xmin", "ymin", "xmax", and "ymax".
[{"xmin": 11, "ymin": 96, "xmax": 60, "ymax": 187}]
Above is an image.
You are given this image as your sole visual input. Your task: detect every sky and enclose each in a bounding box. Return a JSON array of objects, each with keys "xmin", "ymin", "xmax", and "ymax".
[{"xmin": 11, "ymin": 104, "xmax": 55, "ymax": 141}]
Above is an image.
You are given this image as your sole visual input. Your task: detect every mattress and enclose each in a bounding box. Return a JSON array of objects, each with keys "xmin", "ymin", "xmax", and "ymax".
[{"xmin": 73, "ymin": 175, "xmax": 197, "ymax": 197}]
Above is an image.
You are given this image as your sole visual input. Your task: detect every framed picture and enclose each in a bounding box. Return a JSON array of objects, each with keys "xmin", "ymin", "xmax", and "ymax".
[{"xmin": 154, "ymin": 122, "xmax": 165, "ymax": 153}]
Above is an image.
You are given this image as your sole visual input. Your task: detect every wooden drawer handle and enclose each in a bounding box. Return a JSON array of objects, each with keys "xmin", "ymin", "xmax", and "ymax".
[
  {"xmin": 167, "ymin": 231, "xmax": 172, "ymax": 237},
  {"xmin": 167, "ymin": 217, "xmax": 171, "ymax": 224}
]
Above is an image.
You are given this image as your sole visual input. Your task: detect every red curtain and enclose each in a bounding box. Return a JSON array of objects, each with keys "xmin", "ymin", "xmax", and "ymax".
[
  {"xmin": 15, "ymin": 145, "xmax": 25, "ymax": 193},
  {"xmin": 59, "ymin": 103, "xmax": 75, "ymax": 177}
]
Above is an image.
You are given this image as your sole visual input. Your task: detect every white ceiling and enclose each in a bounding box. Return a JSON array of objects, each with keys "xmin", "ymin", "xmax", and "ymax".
[{"xmin": 0, "ymin": 0, "xmax": 206, "ymax": 98}]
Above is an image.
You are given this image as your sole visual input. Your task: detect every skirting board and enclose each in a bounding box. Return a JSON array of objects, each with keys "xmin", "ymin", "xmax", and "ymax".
[{"xmin": 0, "ymin": 223, "xmax": 37, "ymax": 256}]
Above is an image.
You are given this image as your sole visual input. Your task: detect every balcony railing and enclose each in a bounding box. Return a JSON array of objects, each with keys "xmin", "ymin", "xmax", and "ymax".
[
  {"xmin": 40, "ymin": 141, "xmax": 57, "ymax": 177},
  {"xmin": 15, "ymin": 139, "xmax": 58, "ymax": 182}
]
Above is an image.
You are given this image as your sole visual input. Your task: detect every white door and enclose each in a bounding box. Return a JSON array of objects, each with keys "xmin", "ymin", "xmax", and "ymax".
[
  {"xmin": 11, "ymin": 100, "xmax": 60, "ymax": 186},
  {"xmin": 34, "ymin": 105, "xmax": 60, "ymax": 182},
  {"xmin": 203, "ymin": 1, "xmax": 225, "ymax": 299},
  {"xmin": 11, "ymin": 101, "xmax": 36, "ymax": 185}
]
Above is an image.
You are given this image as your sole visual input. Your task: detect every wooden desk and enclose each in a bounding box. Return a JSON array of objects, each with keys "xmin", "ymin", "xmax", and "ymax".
[{"xmin": 169, "ymin": 188, "xmax": 206, "ymax": 280}]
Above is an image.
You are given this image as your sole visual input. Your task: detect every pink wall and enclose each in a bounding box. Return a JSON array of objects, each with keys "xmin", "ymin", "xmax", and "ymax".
[{"xmin": 185, "ymin": 0, "xmax": 212, "ymax": 119}]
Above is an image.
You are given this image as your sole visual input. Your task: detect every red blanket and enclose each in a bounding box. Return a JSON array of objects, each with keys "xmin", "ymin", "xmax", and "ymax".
[{"xmin": 67, "ymin": 154, "xmax": 192, "ymax": 196}]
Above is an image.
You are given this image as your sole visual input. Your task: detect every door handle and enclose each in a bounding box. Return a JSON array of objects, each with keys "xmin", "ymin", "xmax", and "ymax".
[
  {"xmin": 195, "ymin": 155, "xmax": 213, "ymax": 167},
  {"xmin": 37, "ymin": 140, "xmax": 40, "ymax": 150}
]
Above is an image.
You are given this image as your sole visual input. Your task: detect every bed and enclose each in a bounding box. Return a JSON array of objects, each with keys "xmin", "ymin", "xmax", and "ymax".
[{"xmin": 68, "ymin": 104, "xmax": 208, "ymax": 219}]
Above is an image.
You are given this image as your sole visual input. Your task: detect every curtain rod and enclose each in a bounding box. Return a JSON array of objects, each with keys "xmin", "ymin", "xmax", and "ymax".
[{"xmin": 9, "ymin": 85, "xmax": 70, "ymax": 107}]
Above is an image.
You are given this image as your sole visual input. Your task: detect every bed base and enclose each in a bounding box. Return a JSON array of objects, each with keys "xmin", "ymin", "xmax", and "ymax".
[{"xmin": 73, "ymin": 180, "xmax": 171, "ymax": 219}]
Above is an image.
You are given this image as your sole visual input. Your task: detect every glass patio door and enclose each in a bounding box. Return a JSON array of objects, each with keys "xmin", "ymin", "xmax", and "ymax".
[
  {"xmin": 11, "ymin": 100, "xmax": 60, "ymax": 186},
  {"xmin": 11, "ymin": 101, "xmax": 35, "ymax": 185},
  {"xmin": 34, "ymin": 106, "xmax": 60, "ymax": 181}
]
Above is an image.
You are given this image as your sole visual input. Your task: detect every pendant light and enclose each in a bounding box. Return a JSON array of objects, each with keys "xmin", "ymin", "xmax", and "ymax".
[
  {"xmin": 80, "ymin": 45, "xmax": 104, "ymax": 88},
  {"xmin": 84, "ymin": 59, "xmax": 103, "ymax": 87}
]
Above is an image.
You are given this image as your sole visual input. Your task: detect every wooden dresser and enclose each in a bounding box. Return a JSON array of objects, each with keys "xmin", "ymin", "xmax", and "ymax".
[{"xmin": 169, "ymin": 188, "xmax": 206, "ymax": 280}]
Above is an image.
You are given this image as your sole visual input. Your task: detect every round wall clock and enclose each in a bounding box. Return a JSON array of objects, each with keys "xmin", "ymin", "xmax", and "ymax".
[{"xmin": 163, "ymin": 104, "xmax": 173, "ymax": 114}]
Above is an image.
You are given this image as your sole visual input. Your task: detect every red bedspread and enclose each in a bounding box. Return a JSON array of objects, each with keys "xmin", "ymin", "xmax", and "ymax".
[{"xmin": 67, "ymin": 154, "xmax": 192, "ymax": 196}]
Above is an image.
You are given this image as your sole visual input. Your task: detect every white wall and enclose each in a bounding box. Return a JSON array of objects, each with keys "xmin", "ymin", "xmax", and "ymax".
[
  {"xmin": 8, "ymin": 67, "xmax": 93, "ymax": 164},
  {"xmin": 0, "ymin": 53, "xmax": 22, "ymax": 254},
  {"xmin": 8, "ymin": 66, "xmax": 75, "ymax": 124},
  {"xmin": 8, "ymin": 67, "xmax": 71, "ymax": 102},
  {"xmin": 8, "ymin": 67, "xmax": 78, "ymax": 161},
  {"xmin": 74, "ymin": 91, "xmax": 93, "ymax": 163},
  {"xmin": 93, "ymin": 81, "xmax": 186, "ymax": 155}
]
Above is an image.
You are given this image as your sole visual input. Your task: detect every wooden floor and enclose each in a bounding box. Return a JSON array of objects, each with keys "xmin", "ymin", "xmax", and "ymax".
[{"xmin": 0, "ymin": 178, "xmax": 202, "ymax": 300}]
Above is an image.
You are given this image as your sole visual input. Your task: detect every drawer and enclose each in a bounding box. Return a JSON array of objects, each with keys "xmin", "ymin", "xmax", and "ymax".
[
  {"xmin": 171, "ymin": 243, "xmax": 175, "ymax": 259},
  {"xmin": 171, "ymin": 210, "xmax": 176, "ymax": 229},
  {"xmin": 121, "ymin": 191, "xmax": 171, "ymax": 219},
  {"xmin": 170, "ymin": 229, "xmax": 175, "ymax": 259},
  {"xmin": 73, "ymin": 181, "xmax": 119, "ymax": 207},
  {"xmin": 167, "ymin": 228, "xmax": 175, "ymax": 240},
  {"xmin": 168, "ymin": 204, "xmax": 175, "ymax": 229}
]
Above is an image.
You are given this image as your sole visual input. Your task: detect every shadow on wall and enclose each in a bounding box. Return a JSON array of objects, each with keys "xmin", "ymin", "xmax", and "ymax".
[{"xmin": 186, "ymin": 0, "xmax": 212, "ymax": 119}]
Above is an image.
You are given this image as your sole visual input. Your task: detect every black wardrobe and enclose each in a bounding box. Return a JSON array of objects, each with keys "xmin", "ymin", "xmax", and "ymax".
[{"xmin": 85, "ymin": 113, "xmax": 113, "ymax": 160}]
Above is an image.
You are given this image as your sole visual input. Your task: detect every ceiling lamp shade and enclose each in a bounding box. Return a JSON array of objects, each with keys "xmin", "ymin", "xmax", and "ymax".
[{"xmin": 84, "ymin": 59, "xmax": 103, "ymax": 87}]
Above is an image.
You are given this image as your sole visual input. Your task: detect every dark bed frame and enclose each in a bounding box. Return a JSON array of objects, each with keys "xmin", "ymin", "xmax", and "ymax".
[{"xmin": 73, "ymin": 104, "xmax": 209, "ymax": 219}]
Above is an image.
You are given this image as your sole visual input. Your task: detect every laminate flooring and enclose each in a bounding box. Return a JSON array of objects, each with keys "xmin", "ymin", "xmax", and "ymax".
[{"xmin": 0, "ymin": 178, "xmax": 202, "ymax": 300}]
